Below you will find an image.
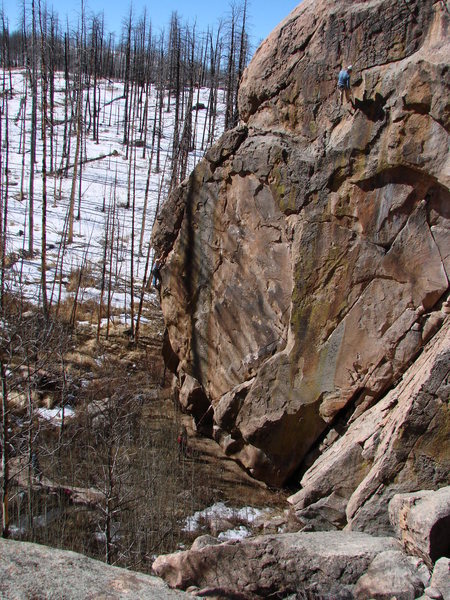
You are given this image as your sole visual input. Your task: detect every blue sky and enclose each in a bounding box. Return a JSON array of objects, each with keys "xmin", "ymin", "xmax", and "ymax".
[{"xmin": 1, "ymin": 0, "xmax": 300, "ymax": 49}]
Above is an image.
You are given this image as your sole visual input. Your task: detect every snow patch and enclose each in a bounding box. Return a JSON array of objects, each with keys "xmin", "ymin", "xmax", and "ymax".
[
  {"xmin": 36, "ymin": 406, "xmax": 75, "ymax": 424},
  {"xmin": 183, "ymin": 501, "xmax": 269, "ymax": 536},
  {"xmin": 217, "ymin": 526, "xmax": 252, "ymax": 541}
]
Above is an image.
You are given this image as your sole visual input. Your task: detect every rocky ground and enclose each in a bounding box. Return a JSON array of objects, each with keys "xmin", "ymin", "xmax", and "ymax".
[{"xmin": 153, "ymin": 486, "xmax": 450, "ymax": 599}]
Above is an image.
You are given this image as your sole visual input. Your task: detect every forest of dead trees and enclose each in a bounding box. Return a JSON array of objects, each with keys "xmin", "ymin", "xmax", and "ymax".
[
  {"xmin": 0, "ymin": 0, "xmax": 255, "ymax": 569},
  {"xmin": 0, "ymin": 0, "xmax": 249, "ymax": 266}
]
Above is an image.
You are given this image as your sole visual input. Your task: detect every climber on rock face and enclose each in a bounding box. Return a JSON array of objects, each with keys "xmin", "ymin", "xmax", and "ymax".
[
  {"xmin": 337, "ymin": 64, "xmax": 354, "ymax": 108},
  {"xmin": 152, "ymin": 257, "xmax": 162, "ymax": 292}
]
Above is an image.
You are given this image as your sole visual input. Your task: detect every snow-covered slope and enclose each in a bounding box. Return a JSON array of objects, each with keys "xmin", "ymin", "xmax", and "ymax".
[{"xmin": 3, "ymin": 69, "xmax": 224, "ymax": 326}]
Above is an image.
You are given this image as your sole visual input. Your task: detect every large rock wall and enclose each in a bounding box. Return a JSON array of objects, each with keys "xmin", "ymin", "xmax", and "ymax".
[{"xmin": 152, "ymin": 0, "xmax": 449, "ymax": 489}]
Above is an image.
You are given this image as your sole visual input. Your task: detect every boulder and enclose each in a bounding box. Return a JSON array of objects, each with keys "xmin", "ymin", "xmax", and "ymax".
[
  {"xmin": 190, "ymin": 534, "xmax": 220, "ymax": 551},
  {"xmin": 152, "ymin": 0, "xmax": 450, "ymax": 488},
  {"xmin": 389, "ymin": 487, "xmax": 450, "ymax": 568},
  {"xmin": 153, "ymin": 530, "xmax": 400, "ymax": 597},
  {"xmin": 0, "ymin": 538, "xmax": 188, "ymax": 600},
  {"xmin": 429, "ymin": 558, "xmax": 450, "ymax": 600},
  {"xmin": 354, "ymin": 550, "xmax": 430, "ymax": 600}
]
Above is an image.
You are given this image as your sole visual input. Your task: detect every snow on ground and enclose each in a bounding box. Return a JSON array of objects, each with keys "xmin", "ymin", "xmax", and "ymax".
[
  {"xmin": 217, "ymin": 526, "xmax": 252, "ymax": 541},
  {"xmin": 183, "ymin": 501, "xmax": 270, "ymax": 540},
  {"xmin": 3, "ymin": 69, "xmax": 225, "ymax": 322},
  {"xmin": 35, "ymin": 406, "xmax": 76, "ymax": 424}
]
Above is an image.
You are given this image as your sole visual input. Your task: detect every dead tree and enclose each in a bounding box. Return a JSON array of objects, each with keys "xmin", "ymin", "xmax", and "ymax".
[{"xmin": 38, "ymin": 0, "xmax": 49, "ymax": 318}]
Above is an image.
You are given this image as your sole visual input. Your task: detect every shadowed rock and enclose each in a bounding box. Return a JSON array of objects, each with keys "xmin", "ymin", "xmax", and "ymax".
[{"xmin": 288, "ymin": 319, "xmax": 450, "ymax": 534}]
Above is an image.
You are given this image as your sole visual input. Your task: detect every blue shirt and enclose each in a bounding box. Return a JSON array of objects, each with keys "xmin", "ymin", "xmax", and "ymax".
[{"xmin": 338, "ymin": 69, "xmax": 351, "ymax": 89}]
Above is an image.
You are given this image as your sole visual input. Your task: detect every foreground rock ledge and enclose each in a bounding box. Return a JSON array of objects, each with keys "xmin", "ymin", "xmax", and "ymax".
[{"xmin": 0, "ymin": 538, "xmax": 188, "ymax": 600}]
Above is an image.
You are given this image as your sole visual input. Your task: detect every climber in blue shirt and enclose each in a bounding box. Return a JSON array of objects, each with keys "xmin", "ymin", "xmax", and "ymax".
[{"xmin": 337, "ymin": 65, "xmax": 353, "ymax": 107}]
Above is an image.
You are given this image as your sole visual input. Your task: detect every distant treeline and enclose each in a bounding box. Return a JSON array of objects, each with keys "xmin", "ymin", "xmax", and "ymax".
[{"xmin": 0, "ymin": 1, "xmax": 250, "ymax": 130}]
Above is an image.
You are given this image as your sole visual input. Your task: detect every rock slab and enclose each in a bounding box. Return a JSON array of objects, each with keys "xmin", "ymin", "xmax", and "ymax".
[
  {"xmin": 0, "ymin": 538, "xmax": 189, "ymax": 600},
  {"xmin": 354, "ymin": 550, "xmax": 430, "ymax": 600},
  {"xmin": 429, "ymin": 558, "xmax": 450, "ymax": 600},
  {"xmin": 289, "ymin": 319, "xmax": 450, "ymax": 534}
]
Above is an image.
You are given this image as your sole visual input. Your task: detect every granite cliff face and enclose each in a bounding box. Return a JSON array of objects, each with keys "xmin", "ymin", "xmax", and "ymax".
[{"xmin": 152, "ymin": 0, "xmax": 449, "ymax": 505}]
